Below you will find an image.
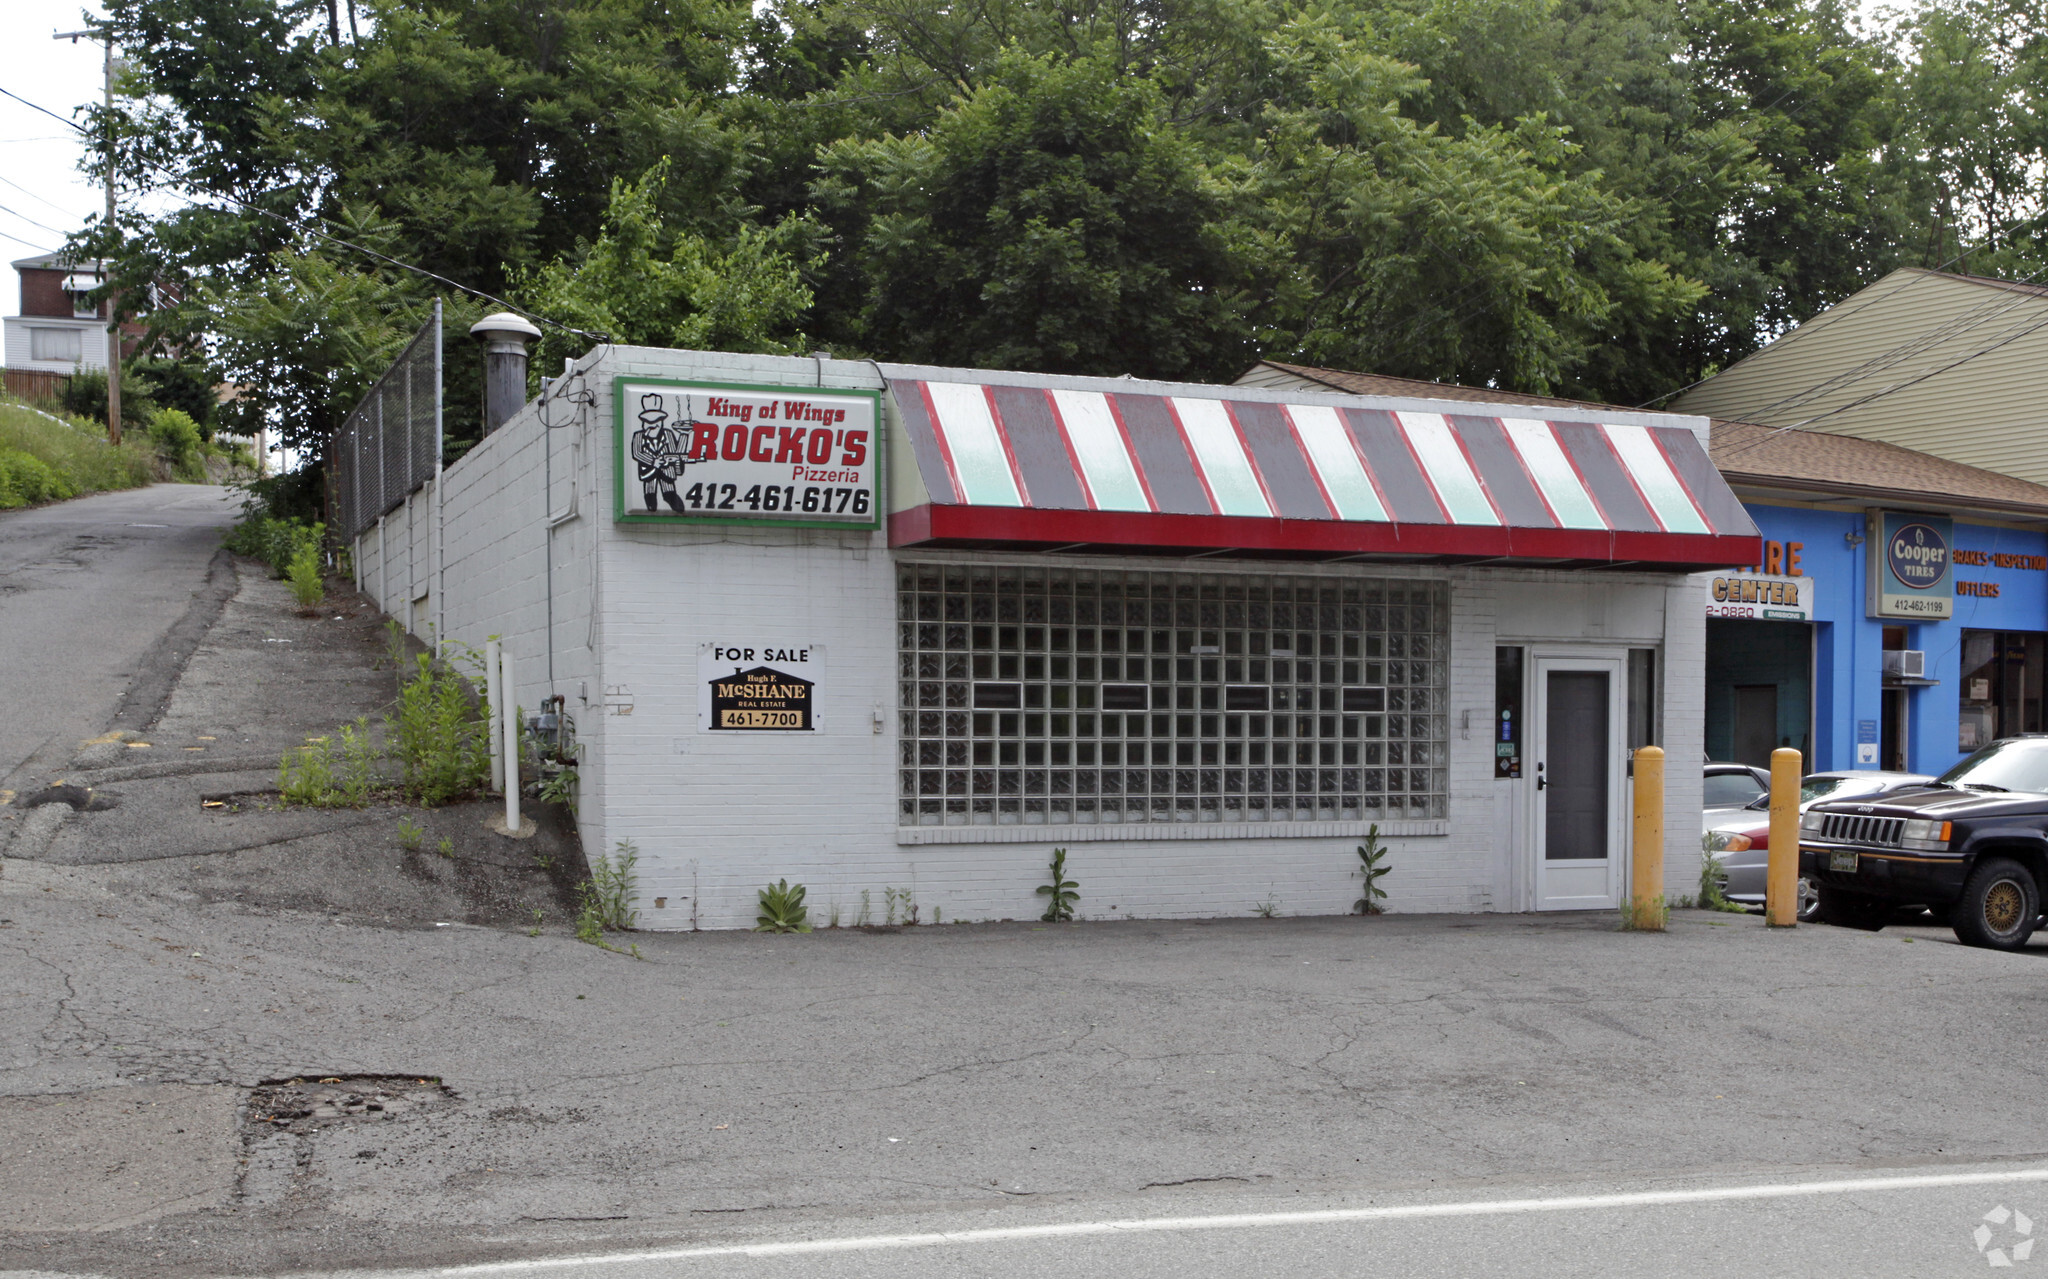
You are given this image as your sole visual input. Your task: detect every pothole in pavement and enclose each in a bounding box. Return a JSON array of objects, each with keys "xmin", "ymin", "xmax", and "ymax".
[
  {"xmin": 21, "ymin": 784, "xmax": 118, "ymax": 811},
  {"xmin": 200, "ymin": 792, "xmax": 275, "ymax": 814},
  {"xmin": 245, "ymin": 1075, "xmax": 457, "ymax": 1135}
]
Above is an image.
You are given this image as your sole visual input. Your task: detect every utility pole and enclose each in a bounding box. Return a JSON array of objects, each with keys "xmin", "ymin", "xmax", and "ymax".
[{"xmin": 55, "ymin": 26, "xmax": 121, "ymax": 445}]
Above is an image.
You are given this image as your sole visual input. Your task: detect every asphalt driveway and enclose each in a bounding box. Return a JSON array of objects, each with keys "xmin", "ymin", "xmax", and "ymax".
[{"xmin": 4, "ymin": 890, "xmax": 2046, "ymax": 1277}]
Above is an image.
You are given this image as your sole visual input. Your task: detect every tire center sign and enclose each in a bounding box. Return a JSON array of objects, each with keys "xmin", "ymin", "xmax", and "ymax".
[{"xmin": 1867, "ymin": 511, "xmax": 1953, "ymax": 620}]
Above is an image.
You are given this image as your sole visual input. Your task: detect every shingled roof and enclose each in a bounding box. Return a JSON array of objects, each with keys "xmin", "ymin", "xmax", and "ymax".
[{"xmin": 1239, "ymin": 360, "xmax": 2048, "ymax": 521}]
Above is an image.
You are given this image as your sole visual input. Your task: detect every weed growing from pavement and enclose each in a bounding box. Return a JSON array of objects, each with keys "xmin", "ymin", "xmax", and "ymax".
[
  {"xmin": 1353, "ymin": 825, "xmax": 1391, "ymax": 914},
  {"xmin": 826, "ymin": 901, "xmax": 842, "ymax": 928},
  {"xmin": 1037, "ymin": 848, "xmax": 1079, "ymax": 922},
  {"xmin": 278, "ymin": 735, "xmax": 339, "ymax": 807},
  {"xmin": 394, "ymin": 653, "xmax": 490, "ymax": 805},
  {"xmin": 285, "ymin": 537, "xmax": 326, "ymax": 609},
  {"xmin": 396, "ymin": 816, "xmax": 424, "ymax": 852},
  {"xmin": 1697, "ymin": 847, "xmax": 1746, "ymax": 913},
  {"xmin": 855, "ymin": 888, "xmax": 872, "ymax": 928},
  {"xmin": 337, "ymin": 718, "xmax": 375, "ymax": 806},
  {"xmin": 528, "ymin": 906, "xmax": 545, "ymax": 937},
  {"xmin": 1619, "ymin": 893, "xmax": 1669, "ymax": 931},
  {"xmin": 583, "ymin": 841, "xmax": 641, "ymax": 931},
  {"xmin": 435, "ymin": 835, "xmax": 455, "ymax": 859},
  {"xmin": 756, "ymin": 879, "xmax": 812, "ymax": 933},
  {"xmin": 536, "ymin": 765, "xmax": 578, "ymax": 812},
  {"xmin": 883, "ymin": 886, "xmax": 918, "ymax": 926},
  {"xmin": 576, "ymin": 845, "xmax": 644, "ymax": 959},
  {"xmin": 1254, "ymin": 893, "xmax": 1281, "ymax": 918}
]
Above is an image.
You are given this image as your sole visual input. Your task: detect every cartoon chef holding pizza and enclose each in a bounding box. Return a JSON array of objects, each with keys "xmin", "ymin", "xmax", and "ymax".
[{"xmin": 628, "ymin": 392, "xmax": 709, "ymax": 513}]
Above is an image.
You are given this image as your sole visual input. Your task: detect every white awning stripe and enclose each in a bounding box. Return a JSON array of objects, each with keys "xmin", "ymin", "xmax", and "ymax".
[
  {"xmin": 1394, "ymin": 412, "xmax": 1499, "ymax": 526},
  {"xmin": 925, "ymin": 382, "xmax": 1024, "ymax": 507},
  {"xmin": 1048, "ymin": 389, "xmax": 1150, "ymax": 512},
  {"xmin": 1170, "ymin": 397, "xmax": 1271, "ymax": 517},
  {"xmin": 1604, "ymin": 423, "xmax": 1708, "ymax": 534},
  {"xmin": 1285, "ymin": 404, "xmax": 1387, "ymax": 522},
  {"xmin": 1499, "ymin": 417, "xmax": 1606, "ymax": 530}
]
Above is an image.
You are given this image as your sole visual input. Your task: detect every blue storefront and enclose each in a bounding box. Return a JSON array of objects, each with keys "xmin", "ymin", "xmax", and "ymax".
[{"xmin": 1706, "ymin": 503, "xmax": 2048, "ymax": 776}]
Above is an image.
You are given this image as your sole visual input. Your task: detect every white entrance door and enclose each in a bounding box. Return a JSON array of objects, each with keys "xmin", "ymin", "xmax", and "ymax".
[{"xmin": 1531, "ymin": 654, "xmax": 1627, "ymax": 910}]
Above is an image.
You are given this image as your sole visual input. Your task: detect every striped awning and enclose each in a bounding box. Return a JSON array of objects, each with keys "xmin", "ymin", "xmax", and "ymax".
[{"xmin": 885, "ymin": 371, "xmax": 1758, "ymax": 567}]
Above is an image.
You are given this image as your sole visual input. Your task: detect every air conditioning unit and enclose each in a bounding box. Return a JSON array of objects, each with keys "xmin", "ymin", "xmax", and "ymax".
[{"xmin": 1883, "ymin": 650, "xmax": 1927, "ymax": 679}]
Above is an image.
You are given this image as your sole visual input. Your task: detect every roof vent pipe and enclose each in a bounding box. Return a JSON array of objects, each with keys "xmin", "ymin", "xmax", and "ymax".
[{"xmin": 470, "ymin": 313, "xmax": 542, "ymax": 434}]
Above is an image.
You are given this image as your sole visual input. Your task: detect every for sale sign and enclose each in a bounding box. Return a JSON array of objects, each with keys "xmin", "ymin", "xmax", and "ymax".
[
  {"xmin": 615, "ymin": 378, "xmax": 880, "ymax": 527},
  {"xmin": 699, "ymin": 644, "xmax": 822, "ymax": 731}
]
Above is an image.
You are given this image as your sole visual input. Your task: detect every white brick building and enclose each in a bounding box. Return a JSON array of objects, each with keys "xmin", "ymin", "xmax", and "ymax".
[{"xmin": 358, "ymin": 345, "xmax": 1756, "ymax": 929}]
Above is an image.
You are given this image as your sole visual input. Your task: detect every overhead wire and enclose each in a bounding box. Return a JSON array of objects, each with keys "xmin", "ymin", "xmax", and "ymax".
[
  {"xmin": 0, "ymin": 79, "xmax": 607, "ymax": 345},
  {"xmin": 0, "ymin": 225, "xmax": 55, "ymax": 251},
  {"xmin": 0, "ymin": 199, "xmax": 71, "ymax": 237},
  {"xmin": 1689, "ymin": 259, "xmax": 2048, "ymax": 429},
  {"xmin": 0, "ymin": 171, "xmax": 87, "ymax": 216}
]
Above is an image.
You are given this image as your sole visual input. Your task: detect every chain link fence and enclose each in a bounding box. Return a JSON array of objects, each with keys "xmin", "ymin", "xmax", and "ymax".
[{"xmin": 332, "ymin": 302, "xmax": 441, "ymax": 543}]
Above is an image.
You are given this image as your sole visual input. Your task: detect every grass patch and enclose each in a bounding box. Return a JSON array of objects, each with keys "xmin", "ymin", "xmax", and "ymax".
[
  {"xmin": 0, "ymin": 398, "xmax": 154, "ymax": 505},
  {"xmin": 1618, "ymin": 893, "xmax": 1669, "ymax": 931}
]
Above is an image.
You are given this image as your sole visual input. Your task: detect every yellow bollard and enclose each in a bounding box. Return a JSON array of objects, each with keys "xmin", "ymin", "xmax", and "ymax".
[
  {"xmin": 1631, "ymin": 746, "xmax": 1665, "ymax": 928},
  {"xmin": 1766, "ymin": 747, "xmax": 1803, "ymax": 926}
]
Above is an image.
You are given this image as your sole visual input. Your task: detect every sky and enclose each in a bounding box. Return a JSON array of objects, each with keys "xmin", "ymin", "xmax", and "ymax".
[{"xmin": 0, "ymin": 1, "xmax": 118, "ymax": 310}]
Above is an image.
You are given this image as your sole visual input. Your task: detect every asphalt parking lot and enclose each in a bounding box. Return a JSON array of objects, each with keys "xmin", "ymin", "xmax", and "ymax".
[{"xmin": 6, "ymin": 885, "xmax": 2048, "ymax": 1277}]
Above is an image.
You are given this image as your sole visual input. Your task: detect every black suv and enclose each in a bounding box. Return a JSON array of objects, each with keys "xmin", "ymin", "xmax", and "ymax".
[{"xmin": 1802, "ymin": 736, "xmax": 2048, "ymax": 950}]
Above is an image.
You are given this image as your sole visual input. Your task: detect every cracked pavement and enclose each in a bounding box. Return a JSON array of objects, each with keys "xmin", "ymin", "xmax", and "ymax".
[{"xmin": 7, "ymin": 488, "xmax": 2048, "ymax": 1277}]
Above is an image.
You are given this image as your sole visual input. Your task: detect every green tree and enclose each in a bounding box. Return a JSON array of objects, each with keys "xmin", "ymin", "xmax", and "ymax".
[
  {"xmin": 1234, "ymin": 11, "xmax": 1707, "ymax": 395},
  {"xmin": 520, "ymin": 161, "xmax": 820, "ymax": 375},
  {"xmin": 816, "ymin": 52, "xmax": 1258, "ymax": 379}
]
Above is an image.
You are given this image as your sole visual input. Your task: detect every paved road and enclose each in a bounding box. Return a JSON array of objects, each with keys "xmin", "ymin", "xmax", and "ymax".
[
  {"xmin": 0, "ymin": 484, "xmax": 236, "ymax": 792},
  {"xmin": 336, "ymin": 1162, "xmax": 2048, "ymax": 1278}
]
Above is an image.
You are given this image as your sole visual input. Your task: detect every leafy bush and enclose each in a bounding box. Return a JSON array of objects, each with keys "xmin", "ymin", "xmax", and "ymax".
[
  {"xmin": 230, "ymin": 466, "xmax": 324, "ymax": 525},
  {"xmin": 131, "ymin": 357, "xmax": 218, "ymax": 435},
  {"xmin": 147, "ymin": 407, "xmax": 207, "ymax": 481},
  {"xmin": 393, "ymin": 652, "xmax": 489, "ymax": 805},
  {"xmin": 0, "ymin": 449, "xmax": 78, "ymax": 507},
  {"xmin": 58, "ymin": 367, "xmax": 152, "ymax": 431},
  {"xmin": 756, "ymin": 879, "xmax": 812, "ymax": 933},
  {"xmin": 224, "ymin": 514, "xmax": 323, "ymax": 579},
  {"xmin": 0, "ymin": 399, "xmax": 154, "ymax": 499},
  {"xmin": 285, "ymin": 537, "xmax": 325, "ymax": 607}
]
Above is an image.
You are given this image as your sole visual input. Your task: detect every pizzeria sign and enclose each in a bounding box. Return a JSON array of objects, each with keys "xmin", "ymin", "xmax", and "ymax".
[{"xmin": 615, "ymin": 377, "xmax": 880, "ymax": 528}]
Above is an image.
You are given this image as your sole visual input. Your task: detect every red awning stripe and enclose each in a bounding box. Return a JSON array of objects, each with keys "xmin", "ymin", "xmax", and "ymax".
[{"xmin": 887, "ymin": 378, "xmax": 1759, "ymax": 565}]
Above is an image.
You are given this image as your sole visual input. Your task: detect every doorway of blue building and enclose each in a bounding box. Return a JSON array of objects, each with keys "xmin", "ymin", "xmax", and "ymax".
[{"xmin": 1705, "ymin": 619, "xmax": 1813, "ymax": 770}]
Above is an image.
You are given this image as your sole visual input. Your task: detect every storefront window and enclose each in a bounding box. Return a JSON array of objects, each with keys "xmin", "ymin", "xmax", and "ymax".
[
  {"xmin": 1960, "ymin": 630, "xmax": 2046, "ymax": 750},
  {"xmin": 897, "ymin": 565, "xmax": 1449, "ymax": 826}
]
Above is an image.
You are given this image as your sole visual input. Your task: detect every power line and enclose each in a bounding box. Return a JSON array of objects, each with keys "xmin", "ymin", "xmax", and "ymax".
[
  {"xmin": 0, "ymin": 80, "xmax": 604, "ymax": 343},
  {"xmin": 1700, "ymin": 261, "xmax": 2048, "ymax": 427},
  {"xmin": 0, "ymin": 199, "xmax": 71, "ymax": 237},
  {"xmin": 1712, "ymin": 293, "xmax": 2048, "ymax": 464},
  {"xmin": 0, "ymin": 84, "xmax": 85, "ymax": 133},
  {"xmin": 0, "ymin": 171, "xmax": 89, "ymax": 216},
  {"xmin": 0, "ymin": 225, "xmax": 55, "ymax": 251}
]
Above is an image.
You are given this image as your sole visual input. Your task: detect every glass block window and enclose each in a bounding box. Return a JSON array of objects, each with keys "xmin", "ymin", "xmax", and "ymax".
[{"xmin": 897, "ymin": 564, "xmax": 1449, "ymax": 827}]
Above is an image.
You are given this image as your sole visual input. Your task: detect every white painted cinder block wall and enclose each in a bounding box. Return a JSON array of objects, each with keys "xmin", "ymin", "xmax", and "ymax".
[{"xmin": 375, "ymin": 343, "xmax": 1709, "ymax": 929}]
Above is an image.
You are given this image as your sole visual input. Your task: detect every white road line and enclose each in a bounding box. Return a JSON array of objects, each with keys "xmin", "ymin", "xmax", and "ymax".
[{"xmin": 432, "ymin": 1166, "xmax": 2048, "ymax": 1273}]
